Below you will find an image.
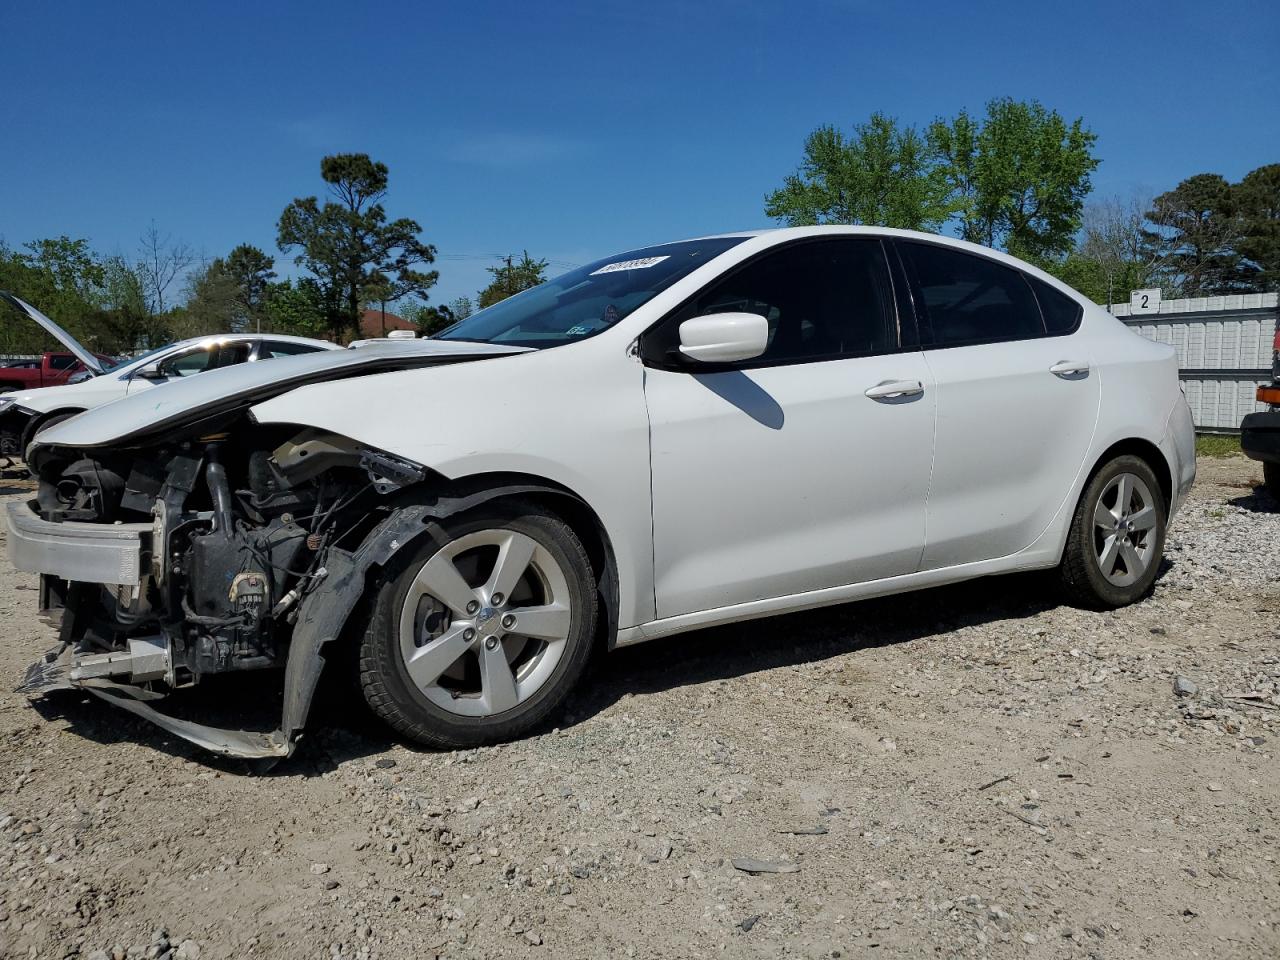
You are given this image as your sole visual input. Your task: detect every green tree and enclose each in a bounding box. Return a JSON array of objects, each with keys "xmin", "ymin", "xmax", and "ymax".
[
  {"xmin": 447, "ymin": 296, "xmax": 474, "ymax": 322},
  {"xmin": 0, "ymin": 237, "xmax": 111, "ymax": 354},
  {"xmin": 263, "ymin": 278, "xmax": 330, "ymax": 339},
  {"xmin": 403, "ymin": 296, "xmax": 474, "ymax": 336},
  {"xmin": 765, "ymin": 113, "xmax": 954, "ymax": 230},
  {"xmin": 0, "ymin": 237, "xmax": 164, "ymax": 355},
  {"xmin": 929, "ymin": 98, "xmax": 1098, "ymax": 258},
  {"xmin": 1143, "ymin": 173, "xmax": 1246, "ymax": 296},
  {"xmin": 92, "ymin": 256, "xmax": 168, "ymax": 351},
  {"xmin": 410, "ymin": 304, "xmax": 458, "ymax": 336},
  {"xmin": 477, "ymin": 253, "xmax": 547, "ymax": 308},
  {"xmin": 180, "ymin": 244, "xmax": 278, "ymax": 337},
  {"xmin": 1235, "ymin": 164, "xmax": 1280, "ymax": 292},
  {"xmin": 277, "ymin": 153, "xmax": 438, "ymax": 342},
  {"xmin": 174, "ymin": 259, "xmax": 241, "ymax": 338},
  {"xmin": 223, "ymin": 244, "xmax": 277, "ymax": 332}
]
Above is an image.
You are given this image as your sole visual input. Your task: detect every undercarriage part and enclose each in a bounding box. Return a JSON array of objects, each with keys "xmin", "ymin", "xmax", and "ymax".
[
  {"xmin": 69, "ymin": 635, "xmax": 170, "ymax": 683},
  {"xmin": 18, "ymin": 645, "xmax": 286, "ymax": 758}
]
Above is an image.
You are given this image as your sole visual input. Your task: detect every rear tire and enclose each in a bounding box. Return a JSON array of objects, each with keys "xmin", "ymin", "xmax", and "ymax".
[
  {"xmin": 1058, "ymin": 455, "xmax": 1166, "ymax": 609},
  {"xmin": 359, "ymin": 500, "xmax": 596, "ymax": 749},
  {"xmin": 1265, "ymin": 462, "xmax": 1280, "ymax": 502}
]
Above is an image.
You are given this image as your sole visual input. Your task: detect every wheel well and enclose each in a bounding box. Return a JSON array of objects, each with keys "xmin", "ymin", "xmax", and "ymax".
[
  {"xmin": 22, "ymin": 408, "xmax": 85, "ymax": 453},
  {"xmin": 1090, "ymin": 438, "xmax": 1173, "ymax": 510},
  {"xmin": 473, "ymin": 477, "xmax": 621, "ymax": 651},
  {"xmin": 375, "ymin": 471, "xmax": 622, "ymax": 651}
]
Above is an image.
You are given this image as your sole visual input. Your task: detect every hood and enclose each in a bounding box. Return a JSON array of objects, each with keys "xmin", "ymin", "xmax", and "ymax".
[
  {"xmin": 0, "ymin": 292, "xmax": 106, "ymax": 375},
  {"xmin": 31, "ymin": 338, "xmax": 531, "ymax": 453},
  {"xmin": 0, "ymin": 376, "xmax": 109, "ymax": 413}
]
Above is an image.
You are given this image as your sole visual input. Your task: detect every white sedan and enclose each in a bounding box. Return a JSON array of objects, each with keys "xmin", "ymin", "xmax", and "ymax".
[
  {"xmin": 8, "ymin": 227, "xmax": 1195, "ymax": 758},
  {"xmin": 0, "ymin": 295, "xmax": 338, "ymax": 456}
]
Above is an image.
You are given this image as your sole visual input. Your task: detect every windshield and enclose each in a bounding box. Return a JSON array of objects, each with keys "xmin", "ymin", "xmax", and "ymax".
[{"xmin": 435, "ymin": 237, "xmax": 747, "ymax": 348}]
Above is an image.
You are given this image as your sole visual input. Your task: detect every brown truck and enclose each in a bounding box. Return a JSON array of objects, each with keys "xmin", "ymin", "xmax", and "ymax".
[{"xmin": 0, "ymin": 351, "xmax": 114, "ymax": 393}]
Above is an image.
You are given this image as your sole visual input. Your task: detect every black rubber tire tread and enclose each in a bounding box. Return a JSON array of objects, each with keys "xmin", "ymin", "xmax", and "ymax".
[
  {"xmin": 23, "ymin": 409, "xmax": 79, "ymax": 458},
  {"xmin": 359, "ymin": 499, "xmax": 596, "ymax": 749},
  {"xmin": 1264, "ymin": 462, "xmax": 1280, "ymax": 501},
  {"xmin": 1058, "ymin": 454, "xmax": 1167, "ymax": 610}
]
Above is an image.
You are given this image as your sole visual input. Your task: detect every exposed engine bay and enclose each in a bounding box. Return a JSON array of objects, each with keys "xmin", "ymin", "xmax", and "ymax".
[{"xmin": 20, "ymin": 421, "xmax": 434, "ymax": 757}]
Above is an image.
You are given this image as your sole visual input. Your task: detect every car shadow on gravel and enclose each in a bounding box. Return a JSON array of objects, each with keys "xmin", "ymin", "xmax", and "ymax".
[
  {"xmin": 574, "ymin": 572, "xmax": 1062, "ymax": 717},
  {"xmin": 1227, "ymin": 484, "xmax": 1279, "ymax": 513}
]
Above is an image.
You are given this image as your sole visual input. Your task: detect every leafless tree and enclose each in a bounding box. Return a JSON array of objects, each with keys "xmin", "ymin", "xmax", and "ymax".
[
  {"xmin": 1077, "ymin": 193, "xmax": 1176, "ymax": 308},
  {"xmin": 137, "ymin": 222, "xmax": 196, "ymax": 315}
]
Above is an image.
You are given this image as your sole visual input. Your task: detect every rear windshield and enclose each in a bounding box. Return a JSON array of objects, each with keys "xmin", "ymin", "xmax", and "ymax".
[{"xmin": 435, "ymin": 237, "xmax": 747, "ymax": 348}]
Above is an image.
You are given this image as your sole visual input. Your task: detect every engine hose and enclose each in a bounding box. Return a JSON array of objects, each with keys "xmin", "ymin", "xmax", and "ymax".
[{"xmin": 205, "ymin": 444, "xmax": 234, "ymax": 537}]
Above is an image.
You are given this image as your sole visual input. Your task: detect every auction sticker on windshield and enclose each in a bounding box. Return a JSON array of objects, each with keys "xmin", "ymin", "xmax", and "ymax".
[{"xmin": 590, "ymin": 256, "xmax": 670, "ymax": 275}]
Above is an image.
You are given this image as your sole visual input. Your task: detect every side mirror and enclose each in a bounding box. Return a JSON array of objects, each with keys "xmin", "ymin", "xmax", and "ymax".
[
  {"xmin": 677, "ymin": 312, "xmax": 768, "ymax": 364},
  {"xmin": 134, "ymin": 363, "xmax": 166, "ymax": 381}
]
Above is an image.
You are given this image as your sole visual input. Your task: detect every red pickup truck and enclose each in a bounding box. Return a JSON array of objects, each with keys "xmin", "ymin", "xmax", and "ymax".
[{"xmin": 0, "ymin": 352, "xmax": 115, "ymax": 392}]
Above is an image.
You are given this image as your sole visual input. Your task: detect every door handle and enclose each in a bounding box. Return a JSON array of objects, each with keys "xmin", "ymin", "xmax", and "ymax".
[
  {"xmin": 1049, "ymin": 360, "xmax": 1090, "ymax": 378},
  {"xmin": 864, "ymin": 379, "xmax": 924, "ymax": 401}
]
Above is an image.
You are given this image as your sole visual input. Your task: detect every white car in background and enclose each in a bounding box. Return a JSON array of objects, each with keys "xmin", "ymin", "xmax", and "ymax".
[
  {"xmin": 0, "ymin": 294, "xmax": 338, "ymax": 456},
  {"xmin": 7, "ymin": 227, "xmax": 1195, "ymax": 759}
]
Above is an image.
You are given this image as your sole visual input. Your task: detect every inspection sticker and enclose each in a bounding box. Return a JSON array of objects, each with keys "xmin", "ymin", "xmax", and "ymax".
[{"xmin": 590, "ymin": 255, "xmax": 670, "ymax": 275}]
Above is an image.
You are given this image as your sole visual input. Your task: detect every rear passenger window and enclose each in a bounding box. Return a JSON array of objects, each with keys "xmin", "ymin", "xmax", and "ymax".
[
  {"xmin": 902, "ymin": 242, "xmax": 1044, "ymax": 347},
  {"xmin": 1026, "ymin": 276, "xmax": 1083, "ymax": 335},
  {"xmin": 262, "ymin": 341, "xmax": 324, "ymax": 358}
]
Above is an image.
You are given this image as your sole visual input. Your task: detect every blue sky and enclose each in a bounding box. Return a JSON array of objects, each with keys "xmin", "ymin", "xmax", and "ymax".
[{"xmin": 2, "ymin": 0, "xmax": 1277, "ymax": 307}]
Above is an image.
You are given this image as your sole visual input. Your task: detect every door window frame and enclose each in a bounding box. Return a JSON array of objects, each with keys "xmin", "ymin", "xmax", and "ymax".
[
  {"xmin": 639, "ymin": 236, "xmax": 919, "ymax": 372},
  {"xmin": 891, "ymin": 238, "xmax": 1084, "ymax": 349}
]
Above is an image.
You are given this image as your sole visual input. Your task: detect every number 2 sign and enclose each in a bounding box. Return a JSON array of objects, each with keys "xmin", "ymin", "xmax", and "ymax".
[{"xmin": 1130, "ymin": 288, "xmax": 1161, "ymax": 315}]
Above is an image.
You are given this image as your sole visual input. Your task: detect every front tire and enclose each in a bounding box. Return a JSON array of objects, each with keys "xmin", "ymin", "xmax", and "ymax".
[
  {"xmin": 1058, "ymin": 455, "xmax": 1166, "ymax": 609},
  {"xmin": 22, "ymin": 410, "xmax": 79, "ymax": 459},
  {"xmin": 359, "ymin": 500, "xmax": 596, "ymax": 749}
]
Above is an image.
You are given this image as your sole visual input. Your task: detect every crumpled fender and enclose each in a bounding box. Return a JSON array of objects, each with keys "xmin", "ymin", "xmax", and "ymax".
[
  {"xmin": 278, "ymin": 480, "xmax": 584, "ymax": 756},
  {"xmin": 18, "ymin": 479, "xmax": 602, "ymax": 761}
]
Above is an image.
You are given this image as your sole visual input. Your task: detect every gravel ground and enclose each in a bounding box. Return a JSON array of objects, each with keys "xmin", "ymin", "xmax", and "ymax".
[{"xmin": 0, "ymin": 455, "xmax": 1277, "ymax": 960}]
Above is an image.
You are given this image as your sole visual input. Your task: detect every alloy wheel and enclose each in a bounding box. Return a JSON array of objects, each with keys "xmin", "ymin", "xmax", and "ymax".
[
  {"xmin": 1092, "ymin": 472, "xmax": 1159, "ymax": 587},
  {"xmin": 397, "ymin": 528, "xmax": 573, "ymax": 717}
]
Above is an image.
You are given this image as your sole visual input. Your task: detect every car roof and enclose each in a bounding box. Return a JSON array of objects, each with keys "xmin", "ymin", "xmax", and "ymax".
[
  {"xmin": 671, "ymin": 226, "xmax": 1085, "ymax": 301},
  {"xmin": 161, "ymin": 333, "xmax": 340, "ymax": 351}
]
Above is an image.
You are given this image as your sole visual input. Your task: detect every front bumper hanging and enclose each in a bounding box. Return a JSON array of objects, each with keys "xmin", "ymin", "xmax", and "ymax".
[
  {"xmin": 7, "ymin": 499, "xmax": 150, "ymax": 585},
  {"xmin": 8, "ymin": 482, "xmax": 563, "ymax": 760}
]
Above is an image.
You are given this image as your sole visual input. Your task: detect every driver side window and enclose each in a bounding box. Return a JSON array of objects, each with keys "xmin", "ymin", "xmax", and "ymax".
[
  {"xmin": 160, "ymin": 342, "xmax": 251, "ymax": 377},
  {"xmin": 650, "ymin": 238, "xmax": 898, "ymax": 367}
]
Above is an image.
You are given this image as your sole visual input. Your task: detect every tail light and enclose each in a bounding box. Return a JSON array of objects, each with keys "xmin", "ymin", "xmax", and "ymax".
[{"xmin": 1258, "ymin": 385, "xmax": 1280, "ymax": 405}]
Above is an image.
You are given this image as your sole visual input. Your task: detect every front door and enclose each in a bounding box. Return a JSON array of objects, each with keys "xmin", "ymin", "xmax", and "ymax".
[{"xmin": 641, "ymin": 237, "xmax": 936, "ymax": 620}]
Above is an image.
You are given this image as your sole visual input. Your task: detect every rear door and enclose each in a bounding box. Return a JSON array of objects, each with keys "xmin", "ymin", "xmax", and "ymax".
[{"xmin": 895, "ymin": 240, "xmax": 1100, "ymax": 570}]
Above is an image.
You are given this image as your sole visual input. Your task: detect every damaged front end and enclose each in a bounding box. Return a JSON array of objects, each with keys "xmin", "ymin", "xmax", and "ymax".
[{"xmin": 12, "ymin": 420, "xmax": 435, "ymax": 759}]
